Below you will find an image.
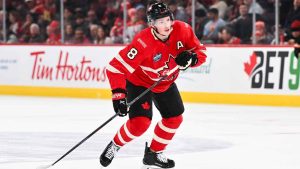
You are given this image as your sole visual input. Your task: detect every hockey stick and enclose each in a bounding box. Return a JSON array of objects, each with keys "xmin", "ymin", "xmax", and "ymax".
[{"xmin": 36, "ymin": 67, "xmax": 178, "ymax": 169}]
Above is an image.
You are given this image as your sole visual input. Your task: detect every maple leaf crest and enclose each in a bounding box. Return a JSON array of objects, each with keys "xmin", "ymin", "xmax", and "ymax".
[
  {"xmin": 157, "ymin": 54, "xmax": 176, "ymax": 77},
  {"xmin": 141, "ymin": 101, "xmax": 150, "ymax": 110},
  {"xmin": 244, "ymin": 52, "xmax": 257, "ymax": 77}
]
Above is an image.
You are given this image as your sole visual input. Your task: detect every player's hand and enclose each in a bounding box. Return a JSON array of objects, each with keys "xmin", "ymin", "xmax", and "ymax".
[
  {"xmin": 294, "ymin": 47, "xmax": 300, "ymax": 59},
  {"xmin": 112, "ymin": 88, "xmax": 128, "ymax": 117},
  {"xmin": 175, "ymin": 51, "xmax": 198, "ymax": 70}
]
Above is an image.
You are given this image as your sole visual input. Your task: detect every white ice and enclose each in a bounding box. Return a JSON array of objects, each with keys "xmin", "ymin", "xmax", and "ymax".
[{"xmin": 0, "ymin": 95, "xmax": 300, "ymax": 169}]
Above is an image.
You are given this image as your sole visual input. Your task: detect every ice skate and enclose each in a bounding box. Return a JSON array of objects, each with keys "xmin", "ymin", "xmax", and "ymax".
[
  {"xmin": 143, "ymin": 143, "xmax": 175, "ymax": 168},
  {"xmin": 99, "ymin": 141, "xmax": 120, "ymax": 167}
]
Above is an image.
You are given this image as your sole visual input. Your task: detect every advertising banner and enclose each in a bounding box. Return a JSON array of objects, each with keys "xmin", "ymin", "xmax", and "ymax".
[
  {"xmin": 0, "ymin": 45, "xmax": 121, "ymax": 88},
  {"xmin": 178, "ymin": 47, "xmax": 300, "ymax": 95},
  {"xmin": 1, "ymin": 45, "xmax": 299, "ymax": 106}
]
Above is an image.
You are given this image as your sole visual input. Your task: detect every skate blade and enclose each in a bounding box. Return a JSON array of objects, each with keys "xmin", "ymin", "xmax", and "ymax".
[{"xmin": 141, "ymin": 165, "xmax": 169, "ymax": 169}]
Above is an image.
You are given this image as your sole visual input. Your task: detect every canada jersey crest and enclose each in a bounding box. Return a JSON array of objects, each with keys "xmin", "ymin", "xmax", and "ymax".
[{"xmin": 157, "ymin": 54, "xmax": 178, "ymax": 80}]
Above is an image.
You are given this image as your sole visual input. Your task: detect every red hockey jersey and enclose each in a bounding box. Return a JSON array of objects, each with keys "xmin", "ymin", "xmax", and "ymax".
[{"xmin": 106, "ymin": 20, "xmax": 207, "ymax": 93}]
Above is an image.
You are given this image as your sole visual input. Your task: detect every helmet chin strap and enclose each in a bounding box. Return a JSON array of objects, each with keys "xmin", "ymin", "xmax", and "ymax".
[
  {"xmin": 152, "ymin": 26, "xmax": 168, "ymax": 37},
  {"xmin": 152, "ymin": 24, "xmax": 174, "ymax": 40}
]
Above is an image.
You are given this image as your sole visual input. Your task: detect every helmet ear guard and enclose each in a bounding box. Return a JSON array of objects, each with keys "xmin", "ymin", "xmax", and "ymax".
[{"xmin": 146, "ymin": 2, "xmax": 174, "ymax": 24}]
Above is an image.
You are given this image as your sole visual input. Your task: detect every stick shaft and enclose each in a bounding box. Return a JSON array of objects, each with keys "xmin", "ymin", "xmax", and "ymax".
[
  {"xmin": 128, "ymin": 65, "xmax": 179, "ymax": 106},
  {"xmin": 128, "ymin": 75, "xmax": 167, "ymax": 106},
  {"xmin": 51, "ymin": 114, "xmax": 117, "ymax": 166},
  {"xmin": 48, "ymin": 73, "xmax": 172, "ymax": 167}
]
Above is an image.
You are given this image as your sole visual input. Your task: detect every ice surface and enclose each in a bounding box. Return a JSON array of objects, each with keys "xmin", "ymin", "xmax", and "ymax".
[{"xmin": 0, "ymin": 96, "xmax": 300, "ymax": 169}]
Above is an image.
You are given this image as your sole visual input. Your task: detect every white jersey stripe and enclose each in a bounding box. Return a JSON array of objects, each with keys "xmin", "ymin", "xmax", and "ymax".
[
  {"xmin": 140, "ymin": 65, "xmax": 168, "ymax": 74},
  {"xmin": 187, "ymin": 47, "xmax": 196, "ymax": 51},
  {"xmin": 106, "ymin": 64, "xmax": 123, "ymax": 74},
  {"xmin": 141, "ymin": 65, "xmax": 179, "ymax": 81},
  {"xmin": 141, "ymin": 70, "xmax": 163, "ymax": 81},
  {"xmin": 115, "ymin": 55, "xmax": 135, "ymax": 73},
  {"xmin": 164, "ymin": 65, "xmax": 178, "ymax": 76},
  {"xmin": 187, "ymin": 46, "xmax": 206, "ymax": 54},
  {"xmin": 158, "ymin": 121, "xmax": 177, "ymax": 133},
  {"xmin": 153, "ymin": 133, "xmax": 170, "ymax": 145}
]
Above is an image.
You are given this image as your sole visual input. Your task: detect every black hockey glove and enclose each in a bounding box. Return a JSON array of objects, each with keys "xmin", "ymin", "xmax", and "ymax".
[
  {"xmin": 175, "ymin": 51, "xmax": 198, "ymax": 70},
  {"xmin": 294, "ymin": 47, "xmax": 300, "ymax": 59},
  {"xmin": 112, "ymin": 88, "xmax": 128, "ymax": 117}
]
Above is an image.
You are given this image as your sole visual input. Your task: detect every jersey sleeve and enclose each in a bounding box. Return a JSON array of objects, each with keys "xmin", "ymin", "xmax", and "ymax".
[
  {"xmin": 184, "ymin": 23, "xmax": 207, "ymax": 67},
  {"xmin": 106, "ymin": 35, "xmax": 147, "ymax": 90}
]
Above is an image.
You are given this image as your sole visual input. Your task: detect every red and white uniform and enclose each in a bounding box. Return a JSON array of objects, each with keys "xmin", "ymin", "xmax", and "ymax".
[{"xmin": 106, "ymin": 20, "xmax": 207, "ymax": 93}]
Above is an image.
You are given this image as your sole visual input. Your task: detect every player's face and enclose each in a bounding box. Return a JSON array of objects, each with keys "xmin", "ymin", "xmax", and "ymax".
[{"xmin": 153, "ymin": 16, "xmax": 173, "ymax": 36}]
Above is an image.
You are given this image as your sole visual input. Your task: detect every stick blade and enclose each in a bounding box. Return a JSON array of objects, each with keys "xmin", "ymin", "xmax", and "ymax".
[{"xmin": 36, "ymin": 164, "xmax": 52, "ymax": 169}]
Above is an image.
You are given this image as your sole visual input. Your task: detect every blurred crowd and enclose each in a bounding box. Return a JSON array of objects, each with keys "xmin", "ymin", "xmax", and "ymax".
[{"xmin": 0, "ymin": 0, "xmax": 300, "ymax": 45}]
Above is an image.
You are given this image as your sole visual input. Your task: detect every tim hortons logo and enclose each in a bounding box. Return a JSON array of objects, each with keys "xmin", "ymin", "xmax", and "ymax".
[{"xmin": 30, "ymin": 50, "xmax": 106, "ymax": 82}]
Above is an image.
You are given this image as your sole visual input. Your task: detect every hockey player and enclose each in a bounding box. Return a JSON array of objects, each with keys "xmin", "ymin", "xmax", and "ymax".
[{"xmin": 100, "ymin": 1, "xmax": 207, "ymax": 168}]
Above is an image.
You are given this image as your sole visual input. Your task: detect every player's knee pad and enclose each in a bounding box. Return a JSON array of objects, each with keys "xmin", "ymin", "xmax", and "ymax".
[
  {"xmin": 127, "ymin": 116, "xmax": 151, "ymax": 136},
  {"xmin": 162, "ymin": 114, "xmax": 183, "ymax": 128}
]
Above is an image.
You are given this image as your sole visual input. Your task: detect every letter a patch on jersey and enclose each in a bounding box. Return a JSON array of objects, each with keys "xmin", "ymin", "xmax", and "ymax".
[{"xmin": 177, "ymin": 41, "xmax": 184, "ymax": 50}]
